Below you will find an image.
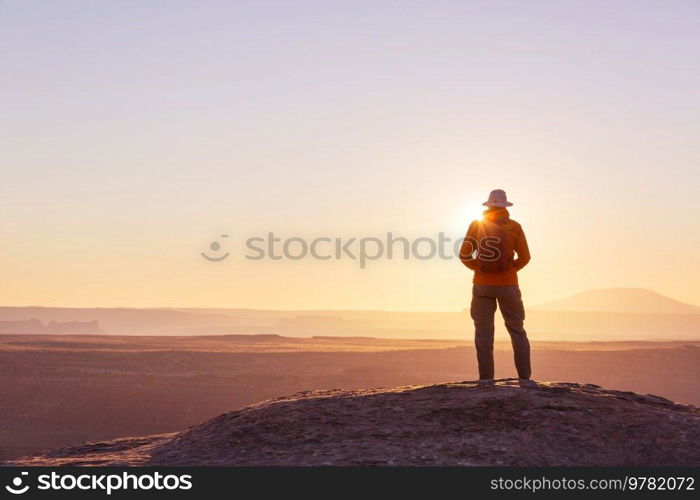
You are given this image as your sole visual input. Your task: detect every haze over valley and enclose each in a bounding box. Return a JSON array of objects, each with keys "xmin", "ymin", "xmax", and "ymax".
[
  {"xmin": 2, "ymin": 286, "xmax": 699, "ymax": 462},
  {"xmin": 1, "ymin": 288, "xmax": 699, "ymax": 341}
]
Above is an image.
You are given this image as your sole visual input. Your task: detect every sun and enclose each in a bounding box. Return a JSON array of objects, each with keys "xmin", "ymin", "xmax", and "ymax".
[{"xmin": 450, "ymin": 201, "xmax": 484, "ymax": 234}]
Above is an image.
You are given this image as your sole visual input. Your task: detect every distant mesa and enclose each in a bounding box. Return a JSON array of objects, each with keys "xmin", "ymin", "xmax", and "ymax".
[
  {"xmin": 7, "ymin": 380, "xmax": 698, "ymax": 466},
  {"xmin": 0, "ymin": 319, "xmax": 45, "ymax": 335},
  {"xmin": 46, "ymin": 320, "xmax": 104, "ymax": 335},
  {"xmin": 277, "ymin": 315, "xmax": 370, "ymax": 329},
  {"xmin": 0, "ymin": 319, "xmax": 104, "ymax": 335},
  {"xmin": 534, "ymin": 288, "xmax": 700, "ymax": 314}
]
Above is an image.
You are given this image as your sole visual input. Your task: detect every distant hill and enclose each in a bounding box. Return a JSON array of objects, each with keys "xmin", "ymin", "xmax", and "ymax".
[
  {"xmin": 7, "ymin": 379, "xmax": 698, "ymax": 466},
  {"xmin": 0, "ymin": 307, "xmax": 239, "ymax": 335},
  {"xmin": 0, "ymin": 319, "xmax": 104, "ymax": 335},
  {"xmin": 534, "ymin": 288, "xmax": 700, "ymax": 314},
  {"xmin": 1, "ymin": 302, "xmax": 700, "ymax": 339}
]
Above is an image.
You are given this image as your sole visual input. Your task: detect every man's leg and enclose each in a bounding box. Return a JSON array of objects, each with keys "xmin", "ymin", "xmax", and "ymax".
[
  {"xmin": 471, "ymin": 286, "xmax": 498, "ymax": 380},
  {"xmin": 497, "ymin": 286, "xmax": 532, "ymax": 380}
]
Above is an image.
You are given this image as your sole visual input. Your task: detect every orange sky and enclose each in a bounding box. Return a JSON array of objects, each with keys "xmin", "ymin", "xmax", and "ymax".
[{"xmin": 2, "ymin": 1, "xmax": 699, "ymax": 310}]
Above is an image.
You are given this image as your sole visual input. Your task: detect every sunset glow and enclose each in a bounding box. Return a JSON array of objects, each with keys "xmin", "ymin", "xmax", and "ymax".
[{"xmin": 1, "ymin": 1, "xmax": 698, "ymax": 311}]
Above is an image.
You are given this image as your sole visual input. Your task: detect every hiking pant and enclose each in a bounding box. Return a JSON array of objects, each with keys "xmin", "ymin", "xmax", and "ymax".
[{"xmin": 470, "ymin": 285, "xmax": 531, "ymax": 380}]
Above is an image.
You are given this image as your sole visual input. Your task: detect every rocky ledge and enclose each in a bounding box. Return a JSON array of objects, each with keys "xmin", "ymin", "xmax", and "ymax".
[{"xmin": 6, "ymin": 379, "xmax": 699, "ymax": 466}]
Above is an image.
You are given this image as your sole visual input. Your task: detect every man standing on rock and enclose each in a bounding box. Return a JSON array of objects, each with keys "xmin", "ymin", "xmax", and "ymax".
[{"xmin": 460, "ymin": 189, "xmax": 532, "ymax": 383}]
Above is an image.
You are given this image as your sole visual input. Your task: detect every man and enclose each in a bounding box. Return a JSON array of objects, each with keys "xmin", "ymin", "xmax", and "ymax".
[{"xmin": 460, "ymin": 189, "xmax": 532, "ymax": 383}]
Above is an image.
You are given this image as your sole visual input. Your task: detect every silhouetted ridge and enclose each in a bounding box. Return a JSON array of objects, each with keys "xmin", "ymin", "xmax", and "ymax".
[{"xmin": 536, "ymin": 288, "xmax": 700, "ymax": 314}]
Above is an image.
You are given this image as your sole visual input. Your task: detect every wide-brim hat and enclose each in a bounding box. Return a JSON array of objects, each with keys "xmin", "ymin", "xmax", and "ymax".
[{"xmin": 482, "ymin": 189, "xmax": 513, "ymax": 207}]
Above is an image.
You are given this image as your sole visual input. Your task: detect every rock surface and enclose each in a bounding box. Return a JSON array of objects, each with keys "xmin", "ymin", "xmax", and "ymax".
[{"xmin": 7, "ymin": 379, "xmax": 699, "ymax": 466}]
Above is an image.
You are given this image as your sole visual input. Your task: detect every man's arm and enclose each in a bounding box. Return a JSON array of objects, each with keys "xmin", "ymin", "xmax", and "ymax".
[
  {"xmin": 513, "ymin": 226, "xmax": 531, "ymax": 271},
  {"xmin": 460, "ymin": 221, "xmax": 479, "ymax": 270}
]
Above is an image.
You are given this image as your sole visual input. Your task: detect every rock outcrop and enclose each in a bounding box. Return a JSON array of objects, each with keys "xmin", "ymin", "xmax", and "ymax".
[{"xmin": 7, "ymin": 379, "xmax": 699, "ymax": 466}]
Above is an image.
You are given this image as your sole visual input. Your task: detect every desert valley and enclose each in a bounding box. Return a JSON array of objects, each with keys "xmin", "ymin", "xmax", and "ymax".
[{"xmin": 1, "ymin": 288, "xmax": 699, "ymax": 462}]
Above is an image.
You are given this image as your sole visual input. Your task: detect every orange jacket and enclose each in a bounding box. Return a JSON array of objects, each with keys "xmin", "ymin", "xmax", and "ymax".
[{"xmin": 460, "ymin": 208, "xmax": 530, "ymax": 286}]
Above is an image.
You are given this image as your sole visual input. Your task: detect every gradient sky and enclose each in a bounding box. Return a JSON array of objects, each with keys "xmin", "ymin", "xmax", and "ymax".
[{"xmin": 1, "ymin": 0, "xmax": 699, "ymax": 310}]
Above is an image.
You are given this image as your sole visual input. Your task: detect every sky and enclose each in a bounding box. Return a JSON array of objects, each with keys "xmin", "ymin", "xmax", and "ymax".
[{"xmin": 1, "ymin": 0, "xmax": 699, "ymax": 310}]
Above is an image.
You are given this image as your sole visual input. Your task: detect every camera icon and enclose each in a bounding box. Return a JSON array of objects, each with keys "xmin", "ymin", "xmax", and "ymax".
[{"xmin": 5, "ymin": 471, "xmax": 29, "ymax": 495}]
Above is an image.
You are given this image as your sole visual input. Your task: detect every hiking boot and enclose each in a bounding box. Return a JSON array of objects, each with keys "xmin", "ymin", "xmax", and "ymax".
[{"xmin": 518, "ymin": 378, "xmax": 537, "ymax": 388}]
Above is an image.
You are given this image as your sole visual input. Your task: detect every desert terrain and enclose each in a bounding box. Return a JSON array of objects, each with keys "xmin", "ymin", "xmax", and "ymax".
[{"xmin": 1, "ymin": 333, "xmax": 698, "ymax": 461}]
